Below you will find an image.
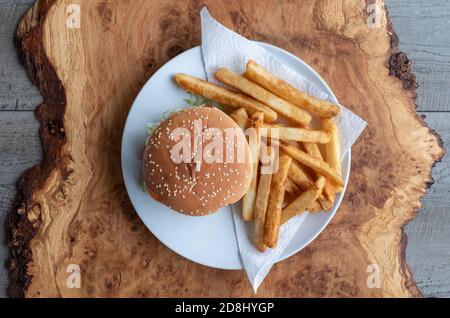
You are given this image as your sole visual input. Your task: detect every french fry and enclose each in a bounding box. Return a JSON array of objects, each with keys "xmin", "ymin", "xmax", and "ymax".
[
  {"xmin": 214, "ymin": 68, "xmax": 312, "ymax": 126},
  {"xmin": 322, "ymin": 188, "xmax": 336, "ymax": 211},
  {"xmin": 308, "ymin": 200, "xmax": 322, "ymax": 213},
  {"xmin": 288, "ymin": 160, "xmax": 314, "ymax": 190},
  {"xmin": 322, "ymin": 118, "xmax": 341, "ymax": 173},
  {"xmin": 244, "ymin": 60, "xmax": 340, "ymax": 118},
  {"xmin": 302, "ymin": 142, "xmax": 336, "ymax": 206},
  {"xmin": 322, "ymin": 118, "xmax": 343, "ymax": 193},
  {"xmin": 280, "ymin": 143, "xmax": 344, "ymax": 187},
  {"xmin": 288, "ymin": 161, "xmax": 326, "ymax": 211},
  {"xmin": 260, "ymin": 125, "xmax": 331, "ymax": 143},
  {"xmin": 285, "ymin": 178, "xmax": 301, "ymax": 196},
  {"xmin": 253, "ymin": 146, "xmax": 274, "ymax": 252},
  {"xmin": 282, "ymin": 177, "xmax": 326, "ymax": 224},
  {"xmin": 264, "ymin": 155, "xmax": 292, "ymax": 248},
  {"xmin": 302, "ymin": 142, "xmax": 323, "ymax": 159},
  {"xmin": 234, "ymin": 108, "xmax": 248, "ymax": 118},
  {"xmin": 174, "ymin": 74, "xmax": 277, "ymax": 122},
  {"xmin": 242, "ymin": 112, "xmax": 264, "ymax": 221},
  {"xmin": 251, "ymin": 112, "xmax": 264, "ymax": 129},
  {"xmin": 230, "ymin": 113, "xmax": 250, "ymax": 129},
  {"xmin": 318, "ymin": 194, "xmax": 333, "ymax": 211}
]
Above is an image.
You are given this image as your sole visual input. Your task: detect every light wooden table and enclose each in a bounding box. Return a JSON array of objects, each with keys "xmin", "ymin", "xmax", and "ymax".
[{"xmin": 0, "ymin": 0, "xmax": 449, "ymax": 297}]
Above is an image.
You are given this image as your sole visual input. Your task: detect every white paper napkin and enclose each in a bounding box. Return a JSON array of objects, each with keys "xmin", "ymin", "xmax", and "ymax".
[{"xmin": 200, "ymin": 8, "xmax": 367, "ymax": 292}]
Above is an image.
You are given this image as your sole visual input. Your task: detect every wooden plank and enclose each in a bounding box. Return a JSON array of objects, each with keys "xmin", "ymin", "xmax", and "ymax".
[
  {"xmin": 0, "ymin": 0, "xmax": 42, "ymax": 110},
  {"xmin": 0, "ymin": 0, "xmax": 41, "ymax": 298},
  {"xmin": 0, "ymin": 184, "xmax": 16, "ymax": 298},
  {"xmin": 0, "ymin": 111, "xmax": 41, "ymax": 185},
  {"xmin": 405, "ymin": 111, "xmax": 450, "ymax": 298},
  {"xmin": 0, "ymin": 0, "xmax": 41, "ymax": 299},
  {"xmin": 386, "ymin": 0, "xmax": 450, "ymax": 296},
  {"xmin": 387, "ymin": 0, "xmax": 450, "ymax": 111},
  {"xmin": 414, "ymin": 116, "xmax": 450, "ymax": 208}
]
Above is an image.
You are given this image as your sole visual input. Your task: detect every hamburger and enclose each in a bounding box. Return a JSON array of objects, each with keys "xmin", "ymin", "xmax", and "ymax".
[{"xmin": 142, "ymin": 106, "xmax": 252, "ymax": 216}]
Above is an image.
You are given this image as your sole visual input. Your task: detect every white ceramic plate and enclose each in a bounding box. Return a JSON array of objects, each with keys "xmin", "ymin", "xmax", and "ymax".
[{"xmin": 121, "ymin": 43, "xmax": 350, "ymax": 270}]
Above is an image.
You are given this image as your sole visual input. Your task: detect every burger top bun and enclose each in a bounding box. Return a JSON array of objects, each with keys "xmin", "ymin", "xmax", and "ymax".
[{"xmin": 142, "ymin": 106, "xmax": 252, "ymax": 216}]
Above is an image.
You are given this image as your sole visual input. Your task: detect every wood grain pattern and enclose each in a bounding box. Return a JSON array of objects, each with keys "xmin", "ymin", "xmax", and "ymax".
[
  {"xmin": 6, "ymin": 0, "xmax": 445, "ymax": 297},
  {"xmin": 2, "ymin": 112, "xmax": 448, "ymax": 297},
  {"xmin": 2, "ymin": 0, "xmax": 449, "ymax": 298}
]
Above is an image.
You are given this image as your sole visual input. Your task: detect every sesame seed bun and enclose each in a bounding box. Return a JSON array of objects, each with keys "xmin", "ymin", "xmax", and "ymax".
[{"xmin": 142, "ymin": 106, "xmax": 252, "ymax": 216}]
